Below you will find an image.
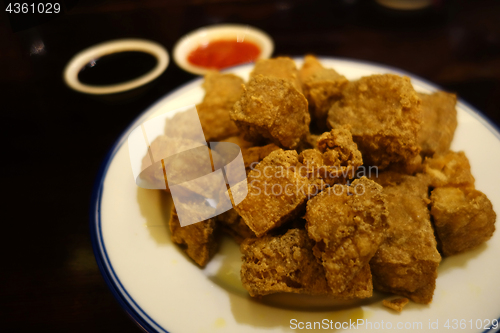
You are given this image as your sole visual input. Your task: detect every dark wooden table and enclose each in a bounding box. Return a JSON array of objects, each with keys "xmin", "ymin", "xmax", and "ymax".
[{"xmin": 1, "ymin": 0, "xmax": 499, "ymax": 331}]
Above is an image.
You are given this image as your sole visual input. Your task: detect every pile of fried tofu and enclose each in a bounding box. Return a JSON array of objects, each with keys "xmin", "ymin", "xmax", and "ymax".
[{"xmin": 142, "ymin": 56, "xmax": 496, "ymax": 308}]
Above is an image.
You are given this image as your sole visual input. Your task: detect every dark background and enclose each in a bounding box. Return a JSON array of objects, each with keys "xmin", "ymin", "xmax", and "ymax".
[{"xmin": 1, "ymin": 0, "xmax": 499, "ymax": 332}]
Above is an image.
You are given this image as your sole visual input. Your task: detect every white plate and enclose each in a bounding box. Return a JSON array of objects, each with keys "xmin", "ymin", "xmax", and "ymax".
[{"xmin": 91, "ymin": 57, "xmax": 500, "ymax": 333}]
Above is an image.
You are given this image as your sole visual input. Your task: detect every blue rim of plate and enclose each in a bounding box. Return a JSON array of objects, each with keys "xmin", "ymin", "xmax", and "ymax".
[{"xmin": 89, "ymin": 57, "xmax": 500, "ymax": 333}]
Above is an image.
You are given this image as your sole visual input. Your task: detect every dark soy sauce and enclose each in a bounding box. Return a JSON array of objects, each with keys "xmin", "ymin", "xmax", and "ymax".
[{"xmin": 78, "ymin": 51, "xmax": 158, "ymax": 86}]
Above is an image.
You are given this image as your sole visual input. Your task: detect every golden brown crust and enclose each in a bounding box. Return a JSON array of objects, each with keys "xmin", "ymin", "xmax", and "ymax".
[
  {"xmin": 230, "ymin": 75, "xmax": 311, "ymax": 149},
  {"xmin": 298, "ymin": 128, "xmax": 363, "ymax": 186},
  {"xmin": 341, "ymin": 264, "xmax": 374, "ymax": 300},
  {"xmin": 431, "ymin": 186, "xmax": 496, "ymax": 256},
  {"xmin": 305, "ymin": 177, "xmax": 388, "ymax": 294},
  {"xmin": 234, "ymin": 149, "xmax": 311, "ymax": 237},
  {"xmin": 250, "ymin": 57, "xmax": 302, "ymax": 93},
  {"xmin": 202, "ymin": 71, "xmax": 245, "ymax": 105},
  {"xmin": 240, "ymin": 229, "xmax": 330, "ymax": 297},
  {"xmin": 328, "ymin": 74, "xmax": 422, "ymax": 170},
  {"xmin": 385, "ymin": 153, "xmax": 424, "ymax": 175},
  {"xmin": 418, "ymin": 92, "xmax": 457, "ymax": 157},
  {"xmin": 169, "ymin": 207, "xmax": 218, "ymax": 267},
  {"xmin": 317, "ymin": 127, "xmax": 363, "ymax": 177},
  {"xmin": 195, "ymin": 72, "xmax": 245, "ymax": 141},
  {"xmin": 372, "ymin": 171, "xmax": 430, "ymax": 201},
  {"xmin": 196, "ymin": 102, "xmax": 240, "ymax": 141},
  {"xmin": 240, "ymin": 229, "xmax": 373, "ymax": 299},
  {"xmin": 423, "ymin": 151, "xmax": 475, "ymax": 188},
  {"xmin": 299, "ymin": 55, "xmax": 348, "ymax": 129},
  {"xmin": 370, "ymin": 173, "xmax": 441, "ymax": 304},
  {"xmin": 382, "ymin": 297, "xmax": 410, "ymax": 312}
]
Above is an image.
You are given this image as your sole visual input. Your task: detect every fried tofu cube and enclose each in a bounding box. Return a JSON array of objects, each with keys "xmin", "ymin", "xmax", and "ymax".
[
  {"xmin": 327, "ymin": 74, "xmax": 422, "ymax": 170},
  {"xmin": 230, "ymin": 75, "xmax": 310, "ymax": 149},
  {"xmin": 305, "ymin": 177, "xmax": 388, "ymax": 294},
  {"xmin": 196, "ymin": 102, "xmax": 239, "ymax": 141},
  {"xmin": 215, "ymin": 208, "xmax": 255, "ymax": 244},
  {"xmin": 418, "ymin": 92, "xmax": 457, "ymax": 157},
  {"xmin": 250, "ymin": 57, "xmax": 302, "ymax": 93},
  {"xmin": 159, "ymin": 72, "xmax": 243, "ymax": 144},
  {"xmin": 298, "ymin": 128, "xmax": 363, "ymax": 186},
  {"xmin": 297, "ymin": 149, "xmax": 326, "ymax": 180},
  {"xmin": 201, "ymin": 71, "xmax": 245, "ymax": 105},
  {"xmin": 299, "ymin": 55, "xmax": 348, "ymax": 129},
  {"xmin": 240, "ymin": 229, "xmax": 373, "ymax": 298},
  {"xmin": 169, "ymin": 207, "xmax": 218, "ymax": 267},
  {"xmin": 370, "ymin": 173, "xmax": 441, "ymax": 304},
  {"xmin": 424, "ymin": 151, "xmax": 475, "ymax": 188},
  {"xmin": 316, "ymin": 127, "xmax": 363, "ymax": 179},
  {"xmin": 241, "ymin": 229, "xmax": 330, "ymax": 297},
  {"xmin": 195, "ymin": 72, "xmax": 245, "ymax": 141},
  {"xmin": 234, "ymin": 149, "xmax": 311, "ymax": 237},
  {"xmin": 431, "ymin": 186, "xmax": 496, "ymax": 256},
  {"xmin": 373, "ymin": 171, "xmax": 430, "ymax": 200}
]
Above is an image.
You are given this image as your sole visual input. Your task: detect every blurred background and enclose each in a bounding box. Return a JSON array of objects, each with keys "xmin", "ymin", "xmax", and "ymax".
[{"xmin": 1, "ymin": 0, "xmax": 499, "ymax": 332}]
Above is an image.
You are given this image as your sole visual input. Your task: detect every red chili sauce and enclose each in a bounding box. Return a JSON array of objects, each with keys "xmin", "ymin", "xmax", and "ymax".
[{"xmin": 187, "ymin": 39, "xmax": 261, "ymax": 70}]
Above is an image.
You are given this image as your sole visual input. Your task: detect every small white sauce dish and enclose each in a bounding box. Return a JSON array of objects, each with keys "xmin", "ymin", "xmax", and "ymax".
[
  {"xmin": 173, "ymin": 24, "xmax": 274, "ymax": 76},
  {"xmin": 63, "ymin": 39, "xmax": 169, "ymax": 95}
]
